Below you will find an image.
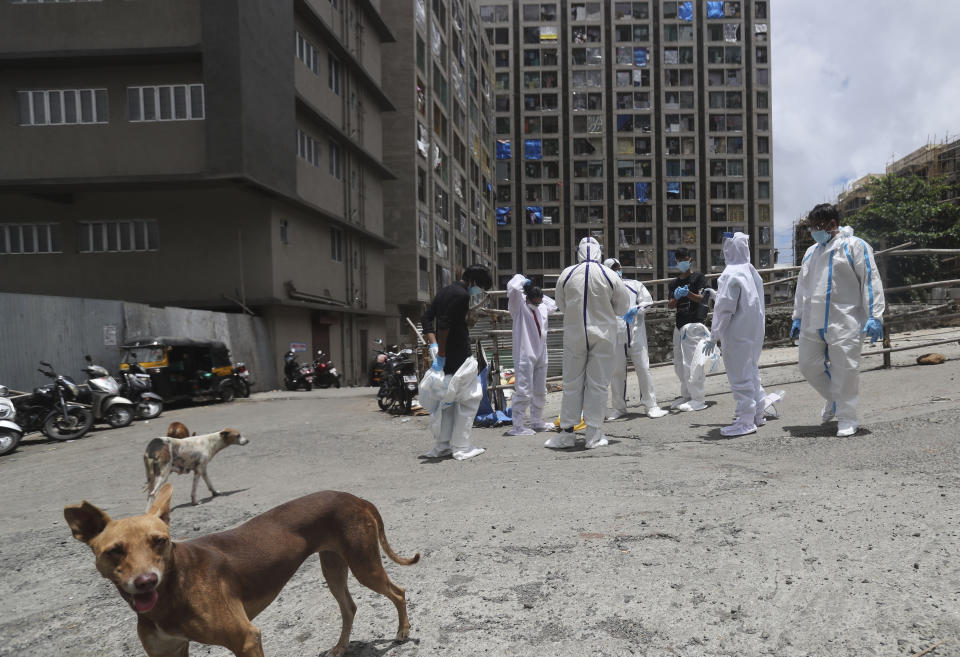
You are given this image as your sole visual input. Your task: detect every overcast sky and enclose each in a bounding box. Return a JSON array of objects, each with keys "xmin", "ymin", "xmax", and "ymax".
[{"xmin": 771, "ymin": 0, "xmax": 960, "ymax": 262}]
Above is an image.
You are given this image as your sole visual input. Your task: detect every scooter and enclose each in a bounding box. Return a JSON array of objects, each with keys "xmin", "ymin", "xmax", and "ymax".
[
  {"xmin": 232, "ymin": 362, "xmax": 253, "ymax": 397},
  {"xmin": 78, "ymin": 356, "xmax": 137, "ymax": 428},
  {"xmin": 0, "ymin": 386, "xmax": 23, "ymax": 456},
  {"xmin": 312, "ymin": 351, "xmax": 341, "ymax": 389},
  {"xmin": 115, "ymin": 362, "xmax": 164, "ymax": 419}
]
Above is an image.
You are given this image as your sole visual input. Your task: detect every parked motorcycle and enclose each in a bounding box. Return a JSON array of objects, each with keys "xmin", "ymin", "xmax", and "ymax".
[
  {"xmin": 10, "ymin": 362, "xmax": 94, "ymax": 441},
  {"xmin": 376, "ymin": 346, "xmax": 418, "ymax": 413},
  {"xmin": 77, "ymin": 356, "xmax": 137, "ymax": 428},
  {"xmin": 232, "ymin": 362, "xmax": 253, "ymax": 398},
  {"xmin": 0, "ymin": 386, "xmax": 23, "ymax": 456},
  {"xmin": 115, "ymin": 362, "xmax": 164, "ymax": 419},
  {"xmin": 283, "ymin": 351, "xmax": 314, "ymax": 391},
  {"xmin": 312, "ymin": 351, "xmax": 342, "ymax": 389}
]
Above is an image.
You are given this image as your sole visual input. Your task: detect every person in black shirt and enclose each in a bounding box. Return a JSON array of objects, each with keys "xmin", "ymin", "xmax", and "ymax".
[
  {"xmin": 420, "ymin": 265, "xmax": 492, "ymax": 460},
  {"xmin": 667, "ymin": 247, "xmax": 713, "ymax": 412}
]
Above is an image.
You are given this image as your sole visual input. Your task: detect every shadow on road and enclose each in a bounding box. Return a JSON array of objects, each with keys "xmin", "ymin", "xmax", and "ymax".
[{"xmin": 171, "ymin": 488, "xmax": 250, "ymax": 511}]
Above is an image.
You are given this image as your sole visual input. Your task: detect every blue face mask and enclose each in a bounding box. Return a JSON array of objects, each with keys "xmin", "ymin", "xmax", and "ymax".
[
  {"xmin": 467, "ymin": 284, "xmax": 482, "ymax": 297},
  {"xmin": 616, "ymin": 270, "xmax": 623, "ymax": 278},
  {"xmin": 677, "ymin": 260, "xmax": 691, "ymax": 272},
  {"xmin": 811, "ymin": 229, "xmax": 831, "ymax": 245}
]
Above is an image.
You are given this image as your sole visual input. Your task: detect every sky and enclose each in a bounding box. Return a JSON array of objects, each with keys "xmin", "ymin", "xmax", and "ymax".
[{"xmin": 771, "ymin": 0, "xmax": 960, "ymax": 263}]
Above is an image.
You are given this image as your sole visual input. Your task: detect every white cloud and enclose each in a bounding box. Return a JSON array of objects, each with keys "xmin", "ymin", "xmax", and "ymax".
[{"xmin": 772, "ymin": 0, "xmax": 960, "ymax": 262}]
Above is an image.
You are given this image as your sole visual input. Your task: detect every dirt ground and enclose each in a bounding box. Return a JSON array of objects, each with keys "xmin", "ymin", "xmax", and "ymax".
[{"xmin": 1, "ymin": 328, "xmax": 959, "ymax": 657}]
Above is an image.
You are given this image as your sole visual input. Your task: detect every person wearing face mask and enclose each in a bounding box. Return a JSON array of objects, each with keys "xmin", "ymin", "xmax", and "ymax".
[
  {"xmin": 420, "ymin": 264, "xmax": 493, "ymax": 459},
  {"xmin": 603, "ymin": 258, "xmax": 668, "ymax": 420},
  {"xmin": 547, "ymin": 237, "xmax": 631, "ymax": 450},
  {"xmin": 506, "ymin": 273, "xmax": 558, "ymax": 435},
  {"xmin": 668, "ymin": 247, "xmax": 712, "ymax": 412},
  {"xmin": 701, "ymin": 232, "xmax": 773, "ymax": 436},
  {"xmin": 791, "ymin": 204, "xmax": 885, "ymax": 437}
]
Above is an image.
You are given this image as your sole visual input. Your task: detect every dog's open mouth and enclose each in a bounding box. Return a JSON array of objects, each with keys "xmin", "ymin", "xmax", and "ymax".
[{"xmin": 122, "ymin": 590, "xmax": 159, "ymax": 613}]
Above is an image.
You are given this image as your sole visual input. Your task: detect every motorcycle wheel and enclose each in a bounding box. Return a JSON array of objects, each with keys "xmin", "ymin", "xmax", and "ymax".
[
  {"xmin": 0, "ymin": 429, "xmax": 22, "ymax": 456},
  {"xmin": 137, "ymin": 399, "xmax": 163, "ymax": 420},
  {"xmin": 106, "ymin": 404, "xmax": 135, "ymax": 428},
  {"xmin": 401, "ymin": 393, "xmax": 412, "ymax": 414},
  {"xmin": 43, "ymin": 407, "xmax": 94, "ymax": 442},
  {"xmin": 317, "ymin": 378, "xmax": 332, "ymax": 389},
  {"xmin": 304, "ymin": 380, "xmax": 313, "ymax": 391},
  {"xmin": 220, "ymin": 385, "xmax": 236, "ymax": 403},
  {"xmin": 377, "ymin": 385, "xmax": 391, "ymax": 411},
  {"xmin": 239, "ymin": 380, "xmax": 251, "ymax": 398},
  {"xmin": 334, "ymin": 378, "xmax": 341, "ymax": 389}
]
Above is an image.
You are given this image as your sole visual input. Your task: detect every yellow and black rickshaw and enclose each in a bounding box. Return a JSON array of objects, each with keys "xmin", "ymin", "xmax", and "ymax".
[{"xmin": 120, "ymin": 337, "xmax": 237, "ymax": 404}]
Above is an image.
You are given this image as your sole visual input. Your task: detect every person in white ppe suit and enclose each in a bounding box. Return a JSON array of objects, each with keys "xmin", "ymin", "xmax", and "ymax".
[
  {"xmin": 603, "ymin": 258, "xmax": 668, "ymax": 420},
  {"xmin": 702, "ymin": 232, "xmax": 771, "ymax": 436},
  {"xmin": 791, "ymin": 204, "xmax": 885, "ymax": 437},
  {"xmin": 506, "ymin": 273, "xmax": 558, "ymax": 435},
  {"xmin": 668, "ymin": 247, "xmax": 713, "ymax": 412},
  {"xmin": 547, "ymin": 237, "xmax": 631, "ymax": 449}
]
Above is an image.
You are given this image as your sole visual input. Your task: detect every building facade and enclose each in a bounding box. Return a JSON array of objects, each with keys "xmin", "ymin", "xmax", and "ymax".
[
  {"xmin": 380, "ymin": 0, "xmax": 499, "ymax": 337},
  {"xmin": 481, "ymin": 0, "xmax": 774, "ymax": 294},
  {"xmin": 0, "ymin": 0, "xmax": 397, "ymax": 385}
]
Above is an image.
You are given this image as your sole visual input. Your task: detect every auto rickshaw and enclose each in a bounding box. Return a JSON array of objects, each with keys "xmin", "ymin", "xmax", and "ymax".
[{"xmin": 120, "ymin": 337, "xmax": 237, "ymax": 404}]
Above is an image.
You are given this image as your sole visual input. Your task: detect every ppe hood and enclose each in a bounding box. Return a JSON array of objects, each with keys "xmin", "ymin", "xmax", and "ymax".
[
  {"xmin": 577, "ymin": 237, "xmax": 602, "ymax": 263},
  {"xmin": 722, "ymin": 232, "xmax": 751, "ymax": 266},
  {"xmin": 603, "ymin": 257, "xmax": 619, "ymax": 269}
]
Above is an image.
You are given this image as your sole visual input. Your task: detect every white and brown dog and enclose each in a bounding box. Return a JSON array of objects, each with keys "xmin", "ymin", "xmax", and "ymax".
[{"xmin": 143, "ymin": 423, "xmax": 248, "ymax": 510}]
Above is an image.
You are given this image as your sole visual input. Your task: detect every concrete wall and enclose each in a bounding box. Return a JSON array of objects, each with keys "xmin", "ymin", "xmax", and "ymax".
[
  {"xmin": 0, "ymin": 62, "xmax": 207, "ymax": 180},
  {"xmin": 0, "ymin": 0, "xmax": 201, "ymax": 53},
  {"xmin": 0, "ymin": 292, "xmax": 276, "ymax": 393}
]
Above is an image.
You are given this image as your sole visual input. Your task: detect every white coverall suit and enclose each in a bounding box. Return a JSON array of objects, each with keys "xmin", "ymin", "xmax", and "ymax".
[
  {"xmin": 794, "ymin": 226, "xmax": 885, "ymax": 429},
  {"xmin": 711, "ymin": 233, "xmax": 768, "ymax": 430},
  {"xmin": 609, "ymin": 279, "xmax": 665, "ymax": 417},
  {"xmin": 507, "ymin": 273, "xmax": 557, "ymax": 434},
  {"xmin": 550, "ymin": 237, "xmax": 631, "ymax": 449}
]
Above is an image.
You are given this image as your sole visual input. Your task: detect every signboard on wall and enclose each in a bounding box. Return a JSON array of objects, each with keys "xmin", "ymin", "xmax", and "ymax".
[
  {"xmin": 289, "ymin": 342, "xmax": 308, "ymax": 352},
  {"xmin": 103, "ymin": 325, "xmax": 118, "ymax": 346}
]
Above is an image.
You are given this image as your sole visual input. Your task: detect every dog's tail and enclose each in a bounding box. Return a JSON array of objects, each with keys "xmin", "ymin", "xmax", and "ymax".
[
  {"xmin": 367, "ymin": 502, "xmax": 420, "ymax": 566},
  {"xmin": 142, "ymin": 454, "xmax": 154, "ymax": 493}
]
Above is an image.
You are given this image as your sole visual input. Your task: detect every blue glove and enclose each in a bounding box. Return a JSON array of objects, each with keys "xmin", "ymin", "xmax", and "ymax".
[
  {"xmin": 702, "ymin": 339, "xmax": 717, "ymax": 357},
  {"xmin": 673, "ymin": 285, "xmax": 689, "ymax": 300},
  {"xmin": 722, "ymin": 231, "xmax": 735, "ymax": 239},
  {"xmin": 428, "ymin": 342, "xmax": 439, "ymax": 360},
  {"xmin": 431, "ymin": 355, "xmax": 446, "ymax": 372},
  {"xmin": 623, "ymin": 307, "xmax": 639, "ymax": 324},
  {"xmin": 523, "ymin": 278, "xmax": 532, "ymax": 286},
  {"xmin": 863, "ymin": 318, "xmax": 883, "ymax": 344},
  {"xmin": 790, "ymin": 319, "xmax": 801, "ymax": 339}
]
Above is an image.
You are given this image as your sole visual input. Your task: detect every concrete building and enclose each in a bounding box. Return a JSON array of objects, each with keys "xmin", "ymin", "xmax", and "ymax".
[
  {"xmin": 0, "ymin": 0, "xmax": 398, "ymax": 385},
  {"xmin": 480, "ymin": 0, "xmax": 774, "ymax": 297},
  {"xmin": 380, "ymin": 0, "xmax": 499, "ymax": 339},
  {"xmin": 837, "ymin": 173, "xmax": 881, "ymax": 218}
]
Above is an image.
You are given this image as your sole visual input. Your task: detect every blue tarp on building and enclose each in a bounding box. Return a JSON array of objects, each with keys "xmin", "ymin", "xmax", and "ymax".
[
  {"xmin": 616, "ymin": 115, "xmax": 633, "ymax": 131},
  {"xmin": 635, "ymin": 182, "xmax": 649, "ymax": 203},
  {"xmin": 667, "ymin": 182, "xmax": 681, "ymax": 197},
  {"xmin": 678, "ymin": 2, "xmax": 694, "ymax": 21},
  {"xmin": 633, "ymin": 47, "xmax": 647, "ymax": 67},
  {"xmin": 496, "ymin": 207, "xmax": 511, "ymax": 225},
  {"xmin": 496, "ymin": 139, "xmax": 511, "ymax": 159},
  {"xmin": 524, "ymin": 139, "xmax": 542, "ymax": 160},
  {"xmin": 707, "ymin": 1, "xmax": 724, "ymax": 18},
  {"xmin": 526, "ymin": 206, "xmax": 543, "ymax": 224}
]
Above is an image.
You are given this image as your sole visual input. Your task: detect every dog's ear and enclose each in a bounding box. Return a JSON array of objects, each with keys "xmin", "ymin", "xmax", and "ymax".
[
  {"xmin": 148, "ymin": 483, "xmax": 174, "ymax": 525},
  {"xmin": 64, "ymin": 502, "xmax": 111, "ymax": 544}
]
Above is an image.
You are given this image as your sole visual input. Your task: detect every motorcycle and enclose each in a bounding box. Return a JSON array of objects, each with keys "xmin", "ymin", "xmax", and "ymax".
[
  {"xmin": 312, "ymin": 351, "xmax": 341, "ymax": 389},
  {"xmin": 76, "ymin": 356, "xmax": 137, "ymax": 428},
  {"xmin": 376, "ymin": 346, "xmax": 418, "ymax": 414},
  {"xmin": 232, "ymin": 362, "xmax": 253, "ymax": 398},
  {"xmin": 0, "ymin": 386, "xmax": 23, "ymax": 456},
  {"xmin": 115, "ymin": 362, "xmax": 164, "ymax": 419},
  {"xmin": 10, "ymin": 362, "xmax": 94, "ymax": 441},
  {"xmin": 283, "ymin": 352, "xmax": 314, "ymax": 391}
]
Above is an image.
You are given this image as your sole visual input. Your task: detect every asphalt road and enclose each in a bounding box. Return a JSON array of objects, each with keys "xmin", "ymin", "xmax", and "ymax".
[{"xmin": 1, "ymin": 328, "xmax": 959, "ymax": 657}]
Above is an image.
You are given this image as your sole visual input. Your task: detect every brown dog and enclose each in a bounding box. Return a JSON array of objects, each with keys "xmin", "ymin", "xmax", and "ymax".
[
  {"xmin": 65, "ymin": 484, "xmax": 419, "ymax": 657},
  {"xmin": 143, "ymin": 425, "xmax": 247, "ymax": 510}
]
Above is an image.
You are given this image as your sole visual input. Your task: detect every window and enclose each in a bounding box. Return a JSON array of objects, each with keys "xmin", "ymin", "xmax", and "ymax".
[
  {"xmin": 758, "ymin": 181, "xmax": 770, "ymax": 199},
  {"xmin": 757, "ymin": 136, "xmax": 769, "ymax": 154},
  {"xmin": 18, "ymin": 89, "xmax": 108, "ymax": 126},
  {"xmin": 0, "ymin": 223, "xmax": 61, "ymax": 254},
  {"xmin": 296, "ymin": 32, "xmax": 320, "ymax": 74},
  {"xmin": 328, "ymin": 140, "xmax": 342, "ymax": 178},
  {"xmin": 416, "ymin": 34, "xmax": 426, "ymax": 71},
  {"xmin": 328, "ymin": 53, "xmax": 342, "ymax": 95},
  {"xmin": 78, "ymin": 220, "xmax": 158, "ymax": 253},
  {"xmin": 127, "ymin": 85, "xmax": 203, "ymax": 121},
  {"xmin": 417, "ymin": 167, "xmax": 427, "ymax": 202},
  {"xmin": 758, "ymin": 159, "xmax": 770, "ymax": 177},
  {"xmin": 330, "ymin": 228, "xmax": 343, "ymax": 262},
  {"xmin": 297, "ymin": 128, "xmax": 321, "ymax": 167}
]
